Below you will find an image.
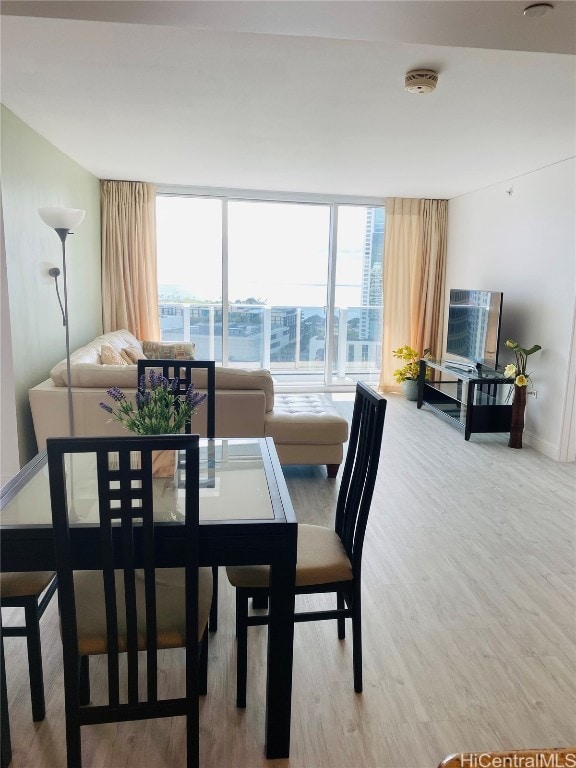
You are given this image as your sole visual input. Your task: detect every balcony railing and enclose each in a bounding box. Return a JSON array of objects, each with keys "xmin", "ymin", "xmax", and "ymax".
[{"xmin": 159, "ymin": 302, "xmax": 382, "ymax": 384}]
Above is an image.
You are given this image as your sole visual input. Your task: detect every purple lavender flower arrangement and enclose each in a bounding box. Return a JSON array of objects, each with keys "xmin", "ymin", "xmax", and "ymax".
[{"xmin": 100, "ymin": 370, "xmax": 207, "ymax": 435}]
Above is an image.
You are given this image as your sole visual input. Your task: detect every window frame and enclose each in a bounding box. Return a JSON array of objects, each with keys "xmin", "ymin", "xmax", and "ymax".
[{"xmin": 157, "ymin": 186, "xmax": 385, "ymax": 390}]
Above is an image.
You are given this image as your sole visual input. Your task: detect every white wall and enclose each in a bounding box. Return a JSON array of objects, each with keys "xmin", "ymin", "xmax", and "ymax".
[
  {"xmin": 446, "ymin": 158, "xmax": 576, "ymax": 460},
  {"xmin": 1, "ymin": 106, "xmax": 102, "ymax": 465}
]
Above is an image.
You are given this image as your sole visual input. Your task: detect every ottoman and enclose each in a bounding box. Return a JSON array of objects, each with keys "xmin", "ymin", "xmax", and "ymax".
[{"xmin": 265, "ymin": 393, "xmax": 349, "ymax": 478}]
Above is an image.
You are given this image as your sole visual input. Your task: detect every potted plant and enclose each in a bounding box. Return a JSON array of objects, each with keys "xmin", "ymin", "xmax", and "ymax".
[
  {"xmin": 392, "ymin": 345, "xmax": 429, "ymax": 401},
  {"xmin": 100, "ymin": 370, "xmax": 207, "ymax": 475}
]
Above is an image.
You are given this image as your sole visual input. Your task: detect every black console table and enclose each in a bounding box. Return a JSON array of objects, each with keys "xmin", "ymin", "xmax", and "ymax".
[{"xmin": 417, "ymin": 358, "xmax": 513, "ymax": 440}]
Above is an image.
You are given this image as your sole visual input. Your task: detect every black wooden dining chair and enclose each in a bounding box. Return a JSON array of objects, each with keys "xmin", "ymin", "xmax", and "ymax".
[
  {"xmin": 1, "ymin": 626, "xmax": 10, "ymax": 768},
  {"xmin": 137, "ymin": 359, "xmax": 220, "ymax": 631},
  {"xmin": 1, "ymin": 571, "xmax": 58, "ymax": 768},
  {"xmin": 137, "ymin": 359, "xmax": 215, "ymax": 438},
  {"xmin": 0, "ymin": 571, "xmax": 57, "ymax": 722},
  {"xmin": 47, "ymin": 434, "xmax": 211, "ymax": 768},
  {"xmin": 1, "ymin": 473, "xmax": 57, "ymax": 768},
  {"xmin": 226, "ymin": 382, "xmax": 386, "ymax": 707}
]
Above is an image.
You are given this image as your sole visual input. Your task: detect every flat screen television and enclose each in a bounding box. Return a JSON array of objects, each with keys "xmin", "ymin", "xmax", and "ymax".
[{"xmin": 446, "ymin": 289, "xmax": 503, "ymax": 370}]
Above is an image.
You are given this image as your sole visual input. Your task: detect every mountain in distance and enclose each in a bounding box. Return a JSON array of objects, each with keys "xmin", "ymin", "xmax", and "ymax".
[{"xmin": 158, "ymin": 285, "xmax": 217, "ymax": 303}]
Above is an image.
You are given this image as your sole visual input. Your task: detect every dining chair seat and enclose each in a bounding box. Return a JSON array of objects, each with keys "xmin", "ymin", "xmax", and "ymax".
[
  {"xmin": 0, "ymin": 572, "xmax": 56, "ymax": 598},
  {"xmin": 227, "ymin": 524, "xmax": 353, "ymax": 589},
  {"xmin": 73, "ymin": 568, "xmax": 213, "ymax": 655}
]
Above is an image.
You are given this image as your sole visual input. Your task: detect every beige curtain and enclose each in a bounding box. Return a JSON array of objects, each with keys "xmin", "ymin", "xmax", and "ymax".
[
  {"xmin": 101, "ymin": 180, "xmax": 161, "ymax": 340},
  {"xmin": 379, "ymin": 198, "xmax": 447, "ymax": 391}
]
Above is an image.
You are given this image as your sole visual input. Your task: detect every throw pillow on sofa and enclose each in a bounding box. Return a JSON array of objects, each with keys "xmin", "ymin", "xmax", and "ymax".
[
  {"xmin": 141, "ymin": 341, "xmax": 196, "ymax": 360},
  {"xmin": 121, "ymin": 345, "xmax": 147, "ymax": 364},
  {"xmin": 101, "ymin": 344, "xmax": 129, "ymax": 366}
]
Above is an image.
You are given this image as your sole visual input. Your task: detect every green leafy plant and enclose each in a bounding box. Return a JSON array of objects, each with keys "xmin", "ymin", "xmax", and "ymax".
[
  {"xmin": 100, "ymin": 370, "xmax": 206, "ymax": 434},
  {"xmin": 392, "ymin": 345, "xmax": 430, "ymax": 383},
  {"xmin": 503, "ymin": 339, "xmax": 541, "ymax": 388}
]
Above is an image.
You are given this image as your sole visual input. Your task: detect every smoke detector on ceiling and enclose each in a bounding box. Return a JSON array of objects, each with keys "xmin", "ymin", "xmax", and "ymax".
[
  {"xmin": 405, "ymin": 69, "xmax": 438, "ymax": 94},
  {"xmin": 523, "ymin": 3, "xmax": 554, "ymax": 17}
]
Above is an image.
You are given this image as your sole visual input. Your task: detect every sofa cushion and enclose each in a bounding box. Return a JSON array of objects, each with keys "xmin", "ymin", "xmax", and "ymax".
[
  {"xmin": 50, "ymin": 329, "xmax": 143, "ymax": 386},
  {"xmin": 134, "ymin": 364, "xmax": 275, "ymax": 412},
  {"xmin": 181, "ymin": 367, "xmax": 275, "ymax": 412},
  {"xmin": 266, "ymin": 393, "xmax": 348, "ymax": 444},
  {"xmin": 49, "ymin": 330, "xmax": 274, "ymax": 405},
  {"xmin": 141, "ymin": 341, "xmax": 195, "ymax": 360},
  {"xmin": 67, "ymin": 364, "xmax": 138, "ymax": 388}
]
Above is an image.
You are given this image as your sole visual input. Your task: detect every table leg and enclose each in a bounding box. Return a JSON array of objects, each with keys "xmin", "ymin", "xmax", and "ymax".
[
  {"xmin": 465, "ymin": 380, "xmax": 474, "ymax": 440},
  {"xmin": 264, "ymin": 556, "xmax": 296, "ymax": 759}
]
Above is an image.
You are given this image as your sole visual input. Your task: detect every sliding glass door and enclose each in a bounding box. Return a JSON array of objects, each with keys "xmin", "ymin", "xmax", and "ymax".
[
  {"xmin": 332, "ymin": 206, "xmax": 383, "ymax": 382},
  {"xmin": 228, "ymin": 200, "xmax": 330, "ymax": 377},
  {"xmin": 156, "ymin": 196, "xmax": 223, "ymax": 359},
  {"xmin": 156, "ymin": 192, "xmax": 383, "ymax": 389}
]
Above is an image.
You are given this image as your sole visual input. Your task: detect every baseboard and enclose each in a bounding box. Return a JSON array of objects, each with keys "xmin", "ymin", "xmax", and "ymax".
[{"xmin": 522, "ymin": 429, "xmax": 561, "ymax": 461}]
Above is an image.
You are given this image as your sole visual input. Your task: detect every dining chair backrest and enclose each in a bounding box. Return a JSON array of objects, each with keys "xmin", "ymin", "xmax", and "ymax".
[
  {"xmin": 137, "ymin": 359, "xmax": 219, "ymax": 632},
  {"xmin": 335, "ymin": 382, "xmax": 387, "ymax": 576},
  {"xmin": 47, "ymin": 434, "xmax": 200, "ymax": 710},
  {"xmin": 137, "ymin": 359, "xmax": 216, "ymax": 438}
]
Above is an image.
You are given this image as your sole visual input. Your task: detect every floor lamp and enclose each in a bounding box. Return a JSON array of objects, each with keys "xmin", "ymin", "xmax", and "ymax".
[{"xmin": 38, "ymin": 207, "xmax": 85, "ymax": 437}]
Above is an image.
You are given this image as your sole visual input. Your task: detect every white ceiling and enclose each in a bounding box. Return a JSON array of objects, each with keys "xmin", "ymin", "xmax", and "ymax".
[{"xmin": 1, "ymin": 1, "xmax": 575, "ymax": 199}]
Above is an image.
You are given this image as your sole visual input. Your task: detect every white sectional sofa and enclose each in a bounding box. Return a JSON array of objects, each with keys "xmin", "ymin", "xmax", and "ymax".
[{"xmin": 29, "ymin": 329, "xmax": 349, "ymax": 477}]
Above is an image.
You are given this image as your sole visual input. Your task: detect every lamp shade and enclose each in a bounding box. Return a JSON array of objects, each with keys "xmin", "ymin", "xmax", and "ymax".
[{"xmin": 38, "ymin": 207, "xmax": 85, "ymax": 230}]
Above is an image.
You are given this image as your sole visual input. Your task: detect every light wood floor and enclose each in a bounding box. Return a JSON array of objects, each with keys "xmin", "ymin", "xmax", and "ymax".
[{"xmin": 3, "ymin": 394, "xmax": 575, "ymax": 768}]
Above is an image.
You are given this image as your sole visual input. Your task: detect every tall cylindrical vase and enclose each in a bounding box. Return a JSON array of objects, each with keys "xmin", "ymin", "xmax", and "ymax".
[{"xmin": 508, "ymin": 384, "xmax": 527, "ymax": 449}]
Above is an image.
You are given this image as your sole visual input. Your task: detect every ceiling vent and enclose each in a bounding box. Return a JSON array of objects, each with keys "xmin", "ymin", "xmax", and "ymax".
[{"xmin": 405, "ymin": 69, "xmax": 438, "ymax": 94}]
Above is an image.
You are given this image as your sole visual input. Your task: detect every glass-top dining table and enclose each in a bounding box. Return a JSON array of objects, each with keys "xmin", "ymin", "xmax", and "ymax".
[{"xmin": 0, "ymin": 437, "xmax": 297, "ymax": 760}]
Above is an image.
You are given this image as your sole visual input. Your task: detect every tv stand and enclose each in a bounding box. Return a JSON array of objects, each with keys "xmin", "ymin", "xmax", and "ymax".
[
  {"xmin": 417, "ymin": 358, "xmax": 513, "ymax": 440},
  {"xmin": 443, "ymin": 360, "xmax": 476, "ymax": 372}
]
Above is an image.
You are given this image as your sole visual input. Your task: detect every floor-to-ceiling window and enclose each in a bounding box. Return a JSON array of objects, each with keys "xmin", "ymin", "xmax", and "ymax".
[
  {"xmin": 332, "ymin": 205, "xmax": 383, "ymax": 382},
  {"xmin": 156, "ymin": 190, "xmax": 384, "ymax": 389},
  {"xmin": 156, "ymin": 196, "xmax": 222, "ymax": 359},
  {"xmin": 228, "ymin": 200, "xmax": 330, "ymax": 374}
]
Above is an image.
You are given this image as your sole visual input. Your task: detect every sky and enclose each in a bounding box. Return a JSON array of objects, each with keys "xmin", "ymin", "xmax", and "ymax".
[{"xmin": 156, "ymin": 197, "xmax": 370, "ymax": 307}]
